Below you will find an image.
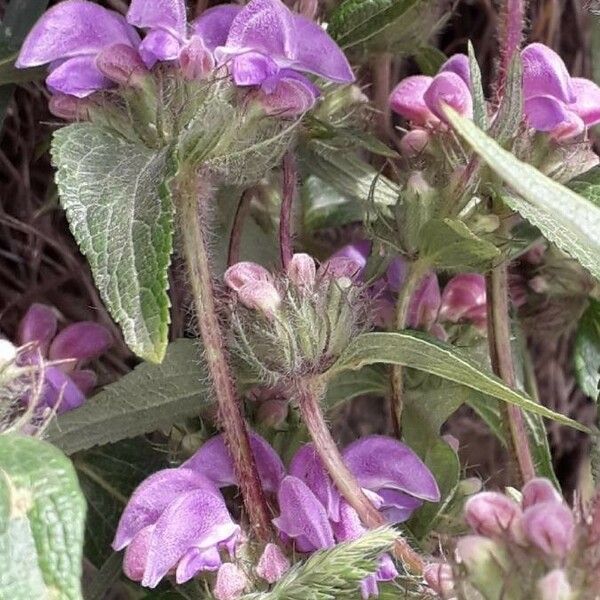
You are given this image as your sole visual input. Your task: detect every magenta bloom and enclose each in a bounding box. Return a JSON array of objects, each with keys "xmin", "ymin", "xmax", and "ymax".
[
  {"xmin": 16, "ymin": 0, "xmax": 141, "ymax": 97},
  {"xmin": 438, "ymin": 273, "xmax": 487, "ymax": 331},
  {"xmin": 17, "ymin": 303, "xmax": 112, "ymax": 413},
  {"xmin": 389, "ymin": 54, "xmax": 472, "ymax": 127},
  {"xmin": 522, "ymin": 43, "xmax": 600, "ymax": 139}
]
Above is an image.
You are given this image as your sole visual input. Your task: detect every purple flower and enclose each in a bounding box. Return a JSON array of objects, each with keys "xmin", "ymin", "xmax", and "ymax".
[
  {"xmin": 114, "ymin": 468, "xmax": 241, "ymax": 588},
  {"xmin": 214, "ymin": 0, "xmax": 354, "ymax": 115},
  {"xmin": 16, "ymin": 0, "xmax": 141, "ymax": 97},
  {"xmin": 224, "ymin": 262, "xmax": 282, "ymax": 316},
  {"xmin": 522, "ymin": 43, "xmax": 600, "ymax": 139},
  {"xmin": 389, "ymin": 54, "xmax": 472, "ymax": 127},
  {"xmin": 17, "ymin": 303, "xmax": 112, "ymax": 413},
  {"xmin": 438, "ymin": 273, "xmax": 487, "ymax": 332}
]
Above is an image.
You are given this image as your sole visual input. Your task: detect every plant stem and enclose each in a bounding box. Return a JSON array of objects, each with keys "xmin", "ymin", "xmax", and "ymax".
[
  {"xmin": 486, "ymin": 262, "xmax": 535, "ymax": 485},
  {"xmin": 390, "ymin": 261, "xmax": 425, "ymax": 436},
  {"xmin": 279, "ymin": 152, "xmax": 296, "ymax": 269},
  {"xmin": 177, "ymin": 171, "xmax": 272, "ymax": 541},
  {"xmin": 228, "ymin": 189, "xmax": 252, "ymax": 266},
  {"xmin": 496, "ymin": 0, "xmax": 528, "ymax": 100},
  {"xmin": 296, "ymin": 376, "xmax": 425, "ymax": 573},
  {"xmin": 372, "ymin": 53, "xmax": 393, "ymax": 141}
]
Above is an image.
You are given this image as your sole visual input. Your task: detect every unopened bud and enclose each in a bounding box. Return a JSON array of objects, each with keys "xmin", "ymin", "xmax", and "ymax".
[
  {"xmin": 423, "ymin": 562, "xmax": 454, "ymax": 597},
  {"xmin": 96, "ymin": 43, "xmax": 148, "ymax": 87},
  {"xmin": 439, "ymin": 274, "xmax": 487, "ymax": 325},
  {"xmin": 287, "ymin": 253, "xmax": 316, "ymax": 289},
  {"xmin": 237, "ymin": 281, "xmax": 281, "ymax": 316},
  {"xmin": 179, "ymin": 36, "xmax": 215, "ymax": 80},
  {"xmin": 536, "ymin": 569, "xmax": 572, "ymax": 600},
  {"xmin": 256, "ymin": 399, "xmax": 289, "ymax": 428},
  {"xmin": 521, "ymin": 478, "xmax": 562, "ymax": 509},
  {"xmin": 213, "ymin": 563, "xmax": 248, "ymax": 600},
  {"xmin": 49, "ymin": 93, "xmax": 91, "ymax": 121},
  {"xmin": 464, "ymin": 492, "xmax": 525, "ymax": 543},
  {"xmin": 529, "ymin": 275, "xmax": 549, "ymax": 294},
  {"xmin": 400, "ymin": 129, "xmax": 429, "ymax": 157},
  {"xmin": 225, "ymin": 262, "xmax": 273, "ymax": 293},
  {"xmin": 522, "ymin": 502, "xmax": 574, "ymax": 558},
  {"xmin": 256, "ymin": 543, "xmax": 290, "ymax": 583}
]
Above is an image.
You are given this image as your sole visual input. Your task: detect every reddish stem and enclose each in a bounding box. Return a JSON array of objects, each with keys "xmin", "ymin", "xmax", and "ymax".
[
  {"xmin": 496, "ymin": 0, "xmax": 528, "ymax": 99},
  {"xmin": 228, "ymin": 190, "xmax": 252, "ymax": 267}
]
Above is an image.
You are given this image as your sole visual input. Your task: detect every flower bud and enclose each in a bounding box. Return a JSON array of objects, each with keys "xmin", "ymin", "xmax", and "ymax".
[
  {"xmin": 536, "ymin": 569, "xmax": 572, "ymax": 600},
  {"xmin": 389, "ymin": 75, "xmax": 439, "ymax": 126},
  {"xmin": 529, "ymin": 275, "xmax": 549, "ymax": 294},
  {"xmin": 256, "ymin": 543, "xmax": 290, "ymax": 583},
  {"xmin": 256, "ymin": 399, "xmax": 289, "ymax": 428},
  {"xmin": 522, "ymin": 502, "xmax": 574, "ymax": 558},
  {"xmin": 464, "ymin": 492, "xmax": 525, "ymax": 543},
  {"xmin": 96, "ymin": 43, "xmax": 149, "ymax": 87},
  {"xmin": 521, "ymin": 478, "xmax": 563, "ymax": 509},
  {"xmin": 423, "ymin": 562, "xmax": 454, "ymax": 597},
  {"xmin": 225, "ymin": 262, "xmax": 273, "ymax": 293},
  {"xmin": 439, "ymin": 274, "xmax": 487, "ymax": 326},
  {"xmin": 400, "ymin": 129, "xmax": 429, "ymax": 157},
  {"xmin": 179, "ymin": 36, "xmax": 215, "ymax": 80},
  {"xmin": 287, "ymin": 253, "xmax": 317, "ymax": 289},
  {"xmin": 213, "ymin": 563, "xmax": 248, "ymax": 600},
  {"xmin": 237, "ymin": 281, "xmax": 282, "ymax": 316},
  {"xmin": 49, "ymin": 94, "xmax": 91, "ymax": 121}
]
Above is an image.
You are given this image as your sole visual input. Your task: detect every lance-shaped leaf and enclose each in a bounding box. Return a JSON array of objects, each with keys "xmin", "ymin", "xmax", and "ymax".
[
  {"xmin": 329, "ymin": 331, "xmax": 588, "ymax": 430},
  {"xmin": 467, "ymin": 41, "xmax": 488, "ymax": 131},
  {"xmin": 574, "ymin": 298, "xmax": 600, "ymax": 401},
  {"xmin": 0, "ymin": 434, "xmax": 86, "ymax": 600},
  {"xmin": 444, "ymin": 107, "xmax": 600, "ymax": 282},
  {"xmin": 46, "ymin": 339, "xmax": 208, "ymax": 455},
  {"xmin": 51, "ymin": 123, "xmax": 174, "ymax": 363}
]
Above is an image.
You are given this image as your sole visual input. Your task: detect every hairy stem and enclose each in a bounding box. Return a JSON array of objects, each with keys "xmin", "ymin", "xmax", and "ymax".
[
  {"xmin": 280, "ymin": 152, "xmax": 296, "ymax": 269},
  {"xmin": 496, "ymin": 0, "xmax": 528, "ymax": 99},
  {"xmin": 372, "ymin": 53, "xmax": 393, "ymax": 141},
  {"xmin": 178, "ymin": 171, "xmax": 272, "ymax": 540},
  {"xmin": 486, "ymin": 262, "xmax": 535, "ymax": 485},
  {"xmin": 296, "ymin": 376, "xmax": 425, "ymax": 573},
  {"xmin": 390, "ymin": 261, "xmax": 425, "ymax": 436}
]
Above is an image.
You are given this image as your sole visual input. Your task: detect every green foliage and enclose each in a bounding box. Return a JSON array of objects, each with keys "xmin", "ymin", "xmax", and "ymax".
[
  {"xmin": 487, "ymin": 57, "xmax": 523, "ymax": 145},
  {"xmin": 568, "ymin": 164, "xmax": 600, "ymax": 206},
  {"xmin": 574, "ymin": 298, "xmax": 600, "ymax": 400},
  {"xmin": 46, "ymin": 339, "xmax": 208, "ymax": 455},
  {"xmin": 330, "ymin": 331, "xmax": 587, "ymax": 430},
  {"xmin": 413, "ymin": 45, "xmax": 446, "ymax": 75},
  {"xmin": 0, "ymin": 434, "xmax": 86, "ymax": 600},
  {"xmin": 243, "ymin": 528, "xmax": 398, "ymax": 600},
  {"xmin": 445, "ymin": 108, "xmax": 600, "ymax": 281},
  {"xmin": 52, "ymin": 124, "xmax": 174, "ymax": 363},
  {"xmin": 328, "ymin": 0, "xmax": 439, "ymax": 55},
  {"xmin": 419, "ymin": 218, "xmax": 501, "ymax": 272},
  {"xmin": 325, "ymin": 365, "xmax": 388, "ymax": 410},
  {"xmin": 467, "ymin": 41, "xmax": 489, "ymax": 131}
]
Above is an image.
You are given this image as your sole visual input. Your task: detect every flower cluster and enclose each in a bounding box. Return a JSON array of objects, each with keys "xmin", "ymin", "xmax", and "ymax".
[
  {"xmin": 424, "ymin": 478, "xmax": 600, "ymax": 600},
  {"xmin": 115, "ymin": 431, "xmax": 439, "ymax": 598},
  {"xmin": 17, "ymin": 0, "xmax": 354, "ymax": 117},
  {"xmin": 6, "ymin": 303, "xmax": 112, "ymax": 415},
  {"xmin": 390, "ymin": 43, "xmax": 600, "ymax": 153}
]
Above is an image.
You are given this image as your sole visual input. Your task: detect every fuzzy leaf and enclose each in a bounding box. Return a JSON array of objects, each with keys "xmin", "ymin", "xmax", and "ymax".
[
  {"xmin": 574, "ymin": 298, "xmax": 600, "ymax": 400},
  {"xmin": 568, "ymin": 165, "xmax": 600, "ymax": 206},
  {"xmin": 468, "ymin": 41, "xmax": 488, "ymax": 130},
  {"xmin": 419, "ymin": 218, "xmax": 501, "ymax": 271},
  {"xmin": 330, "ymin": 331, "xmax": 588, "ymax": 430},
  {"xmin": 51, "ymin": 123, "xmax": 173, "ymax": 363},
  {"xmin": 0, "ymin": 434, "xmax": 86, "ymax": 600},
  {"xmin": 488, "ymin": 56, "xmax": 522, "ymax": 144},
  {"xmin": 325, "ymin": 365, "xmax": 388, "ymax": 410},
  {"xmin": 445, "ymin": 108, "xmax": 600, "ymax": 281},
  {"xmin": 243, "ymin": 528, "xmax": 398, "ymax": 600},
  {"xmin": 45, "ymin": 339, "xmax": 208, "ymax": 455}
]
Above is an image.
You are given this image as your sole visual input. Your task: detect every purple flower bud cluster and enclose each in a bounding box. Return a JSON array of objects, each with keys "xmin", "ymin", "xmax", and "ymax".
[
  {"xmin": 425, "ymin": 478, "xmax": 577, "ymax": 599},
  {"xmin": 17, "ymin": 0, "xmax": 354, "ymax": 118},
  {"xmin": 390, "ymin": 43, "xmax": 600, "ymax": 153},
  {"xmin": 14, "ymin": 303, "xmax": 112, "ymax": 414},
  {"xmin": 115, "ymin": 431, "xmax": 439, "ymax": 598}
]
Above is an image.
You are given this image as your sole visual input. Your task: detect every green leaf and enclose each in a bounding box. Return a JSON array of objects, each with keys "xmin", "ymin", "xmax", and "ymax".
[
  {"xmin": 0, "ymin": 434, "xmax": 86, "ymax": 600},
  {"xmin": 468, "ymin": 41, "xmax": 488, "ymax": 131},
  {"xmin": 84, "ymin": 551, "xmax": 124, "ymax": 600},
  {"xmin": 487, "ymin": 56, "xmax": 522, "ymax": 145},
  {"xmin": 243, "ymin": 528, "xmax": 398, "ymax": 600},
  {"xmin": 444, "ymin": 108, "xmax": 600, "ymax": 281},
  {"xmin": 75, "ymin": 438, "xmax": 167, "ymax": 567},
  {"xmin": 51, "ymin": 123, "xmax": 174, "ymax": 362},
  {"xmin": 329, "ymin": 331, "xmax": 588, "ymax": 430},
  {"xmin": 568, "ymin": 164, "xmax": 600, "ymax": 206},
  {"xmin": 414, "ymin": 45, "xmax": 446, "ymax": 75},
  {"xmin": 328, "ymin": 0, "xmax": 438, "ymax": 54},
  {"xmin": 464, "ymin": 393, "xmax": 507, "ymax": 445},
  {"xmin": 419, "ymin": 218, "xmax": 501, "ymax": 272},
  {"xmin": 574, "ymin": 298, "xmax": 600, "ymax": 400},
  {"xmin": 46, "ymin": 339, "xmax": 208, "ymax": 455},
  {"xmin": 325, "ymin": 365, "xmax": 388, "ymax": 410}
]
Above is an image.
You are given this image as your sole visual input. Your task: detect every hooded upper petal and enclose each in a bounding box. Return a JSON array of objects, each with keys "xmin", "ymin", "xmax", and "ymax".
[
  {"xmin": 289, "ymin": 443, "xmax": 341, "ymax": 521},
  {"xmin": 176, "ymin": 546, "xmax": 222, "ymax": 583},
  {"xmin": 113, "ymin": 468, "xmax": 220, "ymax": 550},
  {"xmin": 138, "ymin": 29, "xmax": 183, "ymax": 67},
  {"xmin": 570, "ymin": 77, "xmax": 600, "ymax": 127},
  {"xmin": 423, "ymin": 71, "xmax": 473, "ymax": 122},
  {"xmin": 127, "ymin": 0, "xmax": 187, "ymax": 38},
  {"xmin": 141, "ymin": 488, "xmax": 241, "ymax": 587},
  {"xmin": 273, "ymin": 475, "xmax": 335, "ymax": 552},
  {"xmin": 191, "ymin": 5, "xmax": 242, "ymax": 51},
  {"xmin": 342, "ymin": 435, "xmax": 440, "ymax": 502},
  {"xmin": 17, "ymin": 0, "xmax": 140, "ymax": 68},
  {"xmin": 46, "ymin": 55, "xmax": 111, "ymax": 97},
  {"xmin": 521, "ymin": 43, "xmax": 575, "ymax": 103},
  {"xmin": 292, "ymin": 15, "xmax": 354, "ymax": 83},
  {"xmin": 183, "ymin": 432, "xmax": 285, "ymax": 493},
  {"xmin": 17, "ymin": 303, "xmax": 57, "ymax": 350},
  {"xmin": 439, "ymin": 53, "xmax": 470, "ymax": 86},
  {"xmin": 438, "ymin": 273, "xmax": 487, "ymax": 324},
  {"xmin": 49, "ymin": 321, "xmax": 112, "ymax": 363},
  {"xmin": 389, "ymin": 75, "xmax": 438, "ymax": 126}
]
